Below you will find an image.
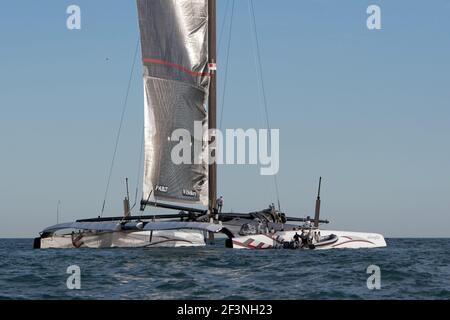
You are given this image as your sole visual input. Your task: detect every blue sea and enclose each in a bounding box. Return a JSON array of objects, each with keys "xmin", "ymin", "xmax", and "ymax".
[{"xmin": 0, "ymin": 238, "xmax": 449, "ymax": 300}]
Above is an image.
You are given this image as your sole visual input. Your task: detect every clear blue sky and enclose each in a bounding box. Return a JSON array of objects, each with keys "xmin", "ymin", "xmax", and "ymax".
[{"xmin": 1, "ymin": 0, "xmax": 449, "ymax": 237}]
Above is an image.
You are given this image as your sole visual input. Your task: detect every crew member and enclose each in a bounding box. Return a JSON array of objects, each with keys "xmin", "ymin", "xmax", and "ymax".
[
  {"xmin": 293, "ymin": 232, "xmax": 301, "ymax": 244},
  {"xmin": 304, "ymin": 216, "xmax": 312, "ymax": 228},
  {"xmin": 300, "ymin": 230, "xmax": 308, "ymax": 248},
  {"xmin": 216, "ymin": 196, "xmax": 224, "ymax": 213}
]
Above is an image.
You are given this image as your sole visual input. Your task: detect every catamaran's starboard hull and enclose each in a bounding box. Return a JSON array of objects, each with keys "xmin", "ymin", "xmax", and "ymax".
[
  {"xmin": 38, "ymin": 230, "xmax": 206, "ymax": 249},
  {"xmin": 230, "ymin": 230, "xmax": 387, "ymax": 250}
]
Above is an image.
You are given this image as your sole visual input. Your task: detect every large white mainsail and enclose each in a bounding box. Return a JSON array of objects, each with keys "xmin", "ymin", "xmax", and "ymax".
[{"xmin": 137, "ymin": 0, "xmax": 210, "ymax": 206}]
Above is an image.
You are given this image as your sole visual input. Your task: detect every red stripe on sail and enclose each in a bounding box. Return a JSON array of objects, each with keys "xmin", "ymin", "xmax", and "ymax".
[{"xmin": 143, "ymin": 58, "xmax": 210, "ymax": 77}]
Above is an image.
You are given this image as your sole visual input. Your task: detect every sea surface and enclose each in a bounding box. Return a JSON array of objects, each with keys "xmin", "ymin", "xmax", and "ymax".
[{"xmin": 0, "ymin": 238, "xmax": 449, "ymax": 300}]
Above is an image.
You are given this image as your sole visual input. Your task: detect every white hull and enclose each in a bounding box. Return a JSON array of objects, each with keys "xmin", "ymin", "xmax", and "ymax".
[
  {"xmin": 231, "ymin": 229, "xmax": 387, "ymax": 250},
  {"xmin": 40, "ymin": 229, "xmax": 206, "ymax": 249}
]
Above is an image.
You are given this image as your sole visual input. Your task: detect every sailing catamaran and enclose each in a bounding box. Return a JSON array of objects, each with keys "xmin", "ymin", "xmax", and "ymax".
[{"xmin": 34, "ymin": 0, "xmax": 386, "ymax": 250}]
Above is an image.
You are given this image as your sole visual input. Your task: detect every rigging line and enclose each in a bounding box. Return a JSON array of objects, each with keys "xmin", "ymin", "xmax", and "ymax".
[
  {"xmin": 219, "ymin": 0, "xmax": 235, "ymax": 130},
  {"xmin": 100, "ymin": 38, "xmax": 140, "ymax": 217},
  {"xmin": 217, "ymin": 0, "xmax": 231, "ymax": 53},
  {"xmin": 248, "ymin": 0, "xmax": 281, "ymax": 210},
  {"xmin": 248, "ymin": 0, "xmax": 271, "ymax": 130}
]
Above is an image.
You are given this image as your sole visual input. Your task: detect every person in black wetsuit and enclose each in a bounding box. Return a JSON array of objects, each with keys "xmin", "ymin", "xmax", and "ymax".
[
  {"xmin": 285, "ymin": 232, "xmax": 299, "ymax": 249},
  {"xmin": 300, "ymin": 230, "xmax": 308, "ymax": 248}
]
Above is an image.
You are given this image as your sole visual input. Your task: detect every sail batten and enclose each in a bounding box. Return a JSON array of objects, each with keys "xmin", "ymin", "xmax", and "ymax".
[{"xmin": 137, "ymin": 0, "xmax": 210, "ymax": 206}]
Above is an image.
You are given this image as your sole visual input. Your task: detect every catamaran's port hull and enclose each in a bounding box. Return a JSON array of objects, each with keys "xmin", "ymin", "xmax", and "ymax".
[
  {"xmin": 230, "ymin": 230, "xmax": 387, "ymax": 250},
  {"xmin": 38, "ymin": 230, "xmax": 206, "ymax": 249}
]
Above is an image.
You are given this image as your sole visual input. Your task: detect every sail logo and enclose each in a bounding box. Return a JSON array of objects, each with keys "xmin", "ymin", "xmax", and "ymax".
[
  {"xmin": 155, "ymin": 185, "xmax": 168, "ymax": 193},
  {"xmin": 182, "ymin": 189, "xmax": 198, "ymax": 198},
  {"xmin": 170, "ymin": 121, "xmax": 279, "ymax": 176}
]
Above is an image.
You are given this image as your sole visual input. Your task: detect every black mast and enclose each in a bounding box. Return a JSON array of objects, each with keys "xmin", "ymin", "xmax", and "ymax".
[{"xmin": 208, "ymin": 0, "xmax": 217, "ymax": 217}]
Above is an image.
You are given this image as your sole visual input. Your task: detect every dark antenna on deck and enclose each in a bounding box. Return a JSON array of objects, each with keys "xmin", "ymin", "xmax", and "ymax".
[
  {"xmin": 313, "ymin": 177, "xmax": 322, "ymax": 228},
  {"xmin": 123, "ymin": 178, "xmax": 131, "ymax": 217},
  {"xmin": 56, "ymin": 200, "xmax": 61, "ymax": 224}
]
